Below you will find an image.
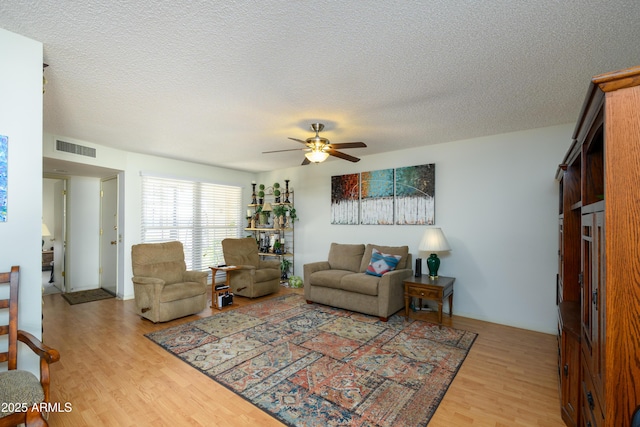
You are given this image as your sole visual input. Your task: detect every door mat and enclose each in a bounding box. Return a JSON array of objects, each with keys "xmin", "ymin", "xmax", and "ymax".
[{"xmin": 62, "ymin": 288, "xmax": 115, "ymax": 305}]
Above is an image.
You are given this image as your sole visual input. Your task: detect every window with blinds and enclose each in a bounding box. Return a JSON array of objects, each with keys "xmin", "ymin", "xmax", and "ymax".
[{"xmin": 141, "ymin": 175, "xmax": 243, "ymax": 272}]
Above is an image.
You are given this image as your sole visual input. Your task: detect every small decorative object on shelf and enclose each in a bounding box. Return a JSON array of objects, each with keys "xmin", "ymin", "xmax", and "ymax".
[
  {"xmin": 251, "ymin": 181, "xmax": 257, "ymax": 205},
  {"xmin": 284, "ymin": 179, "xmax": 291, "ymax": 203},
  {"xmin": 274, "ymin": 182, "xmax": 281, "ymax": 203}
]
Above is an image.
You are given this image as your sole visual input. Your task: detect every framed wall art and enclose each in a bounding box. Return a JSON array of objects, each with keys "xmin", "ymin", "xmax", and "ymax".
[
  {"xmin": 395, "ymin": 163, "xmax": 435, "ymax": 225},
  {"xmin": 360, "ymin": 168, "xmax": 394, "ymax": 225},
  {"xmin": 330, "ymin": 173, "xmax": 360, "ymax": 224}
]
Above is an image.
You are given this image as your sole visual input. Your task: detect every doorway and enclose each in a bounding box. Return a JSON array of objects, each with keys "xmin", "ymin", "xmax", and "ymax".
[
  {"xmin": 43, "ymin": 158, "xmax": 123, "ymax": 296},
  {"xmin": 100, "ymin": 176, "xmax": 118, "ymax": 295},
  {"xmin": 43, "ymin": 176, "xmax": 67, "ymax": 294}
]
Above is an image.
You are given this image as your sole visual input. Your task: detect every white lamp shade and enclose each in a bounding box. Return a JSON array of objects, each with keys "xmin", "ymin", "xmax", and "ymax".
[
  {"xmin": 262, "ymin": 202, "xmax": 273, "ymax": 212},
  {"xmin": 305, "ymin": 150, "xmax": 329, "ymax": 163},
  {"xmin": 418, "ymin": 227, "xmax": 451, "ymax": 252},
  {"xmin": 42, "ymin": 223, "xmax": 51, "ymax": 236}
]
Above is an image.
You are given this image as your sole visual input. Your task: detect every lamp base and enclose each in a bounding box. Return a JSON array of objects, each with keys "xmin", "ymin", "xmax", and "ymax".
[{"xmin": 426, "ymin": 253, "xmax": 440, "ymax": 279}]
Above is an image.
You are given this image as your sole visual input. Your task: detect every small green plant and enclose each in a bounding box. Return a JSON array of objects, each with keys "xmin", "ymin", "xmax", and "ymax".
[
  {"xmin": 272, "ymin": 204, "xmax": 287, "ymax": 217},
  {"xmin": 288, "ymin": 207, "xmax": 298, "ymax": 222},
  {"xmin": 280, "ymin": 258, "xmax": 292, "ymax": 279},
  {"xmin": 288, "ymin": 275, "xmax": 303, "ymax": 288},
  {"xmin": 273, "ymin": 182, "xmax": 280, "ymax": 189}
]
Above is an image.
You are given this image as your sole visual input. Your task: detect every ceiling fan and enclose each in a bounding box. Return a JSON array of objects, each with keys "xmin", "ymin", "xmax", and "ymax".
[{"xmin": 263, "ymin": 123, "xmax": 367, "ymax": 165}]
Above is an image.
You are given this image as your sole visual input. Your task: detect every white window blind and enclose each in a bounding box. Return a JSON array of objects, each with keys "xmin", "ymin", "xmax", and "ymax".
[{"xmin": 141, "ymin": 175, "xmax": 243, "ymax": 271}]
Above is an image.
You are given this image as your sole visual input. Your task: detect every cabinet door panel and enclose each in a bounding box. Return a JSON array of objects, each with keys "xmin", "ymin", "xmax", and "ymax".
[{"xmin": 581, "ymin": 213, "xmax": 595, "ymax": 369}]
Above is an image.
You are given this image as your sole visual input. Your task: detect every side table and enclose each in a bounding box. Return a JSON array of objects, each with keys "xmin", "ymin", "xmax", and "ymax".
[
  {"xmin": 403, "ymin": 275, "xmax": 455, "ymax": 327},
  {"xmin": 209, "ymin": 266, "xmax": 240, "ymax": 309}
]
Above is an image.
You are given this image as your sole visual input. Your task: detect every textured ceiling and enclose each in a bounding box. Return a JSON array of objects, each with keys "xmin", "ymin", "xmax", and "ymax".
[{"xmin": 2, "ymin": 1, "xmax": 640, "ymax": 173}]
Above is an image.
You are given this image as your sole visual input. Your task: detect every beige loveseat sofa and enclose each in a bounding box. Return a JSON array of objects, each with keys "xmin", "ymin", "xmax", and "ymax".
[{"xmin": 304, "ymin": 243, "xmax": 413, "ymax": 321}]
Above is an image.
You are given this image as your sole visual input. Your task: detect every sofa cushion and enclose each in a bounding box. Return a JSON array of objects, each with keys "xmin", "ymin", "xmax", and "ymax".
[
  {"xmin": 359, "ymin": 244, "xmax": 409, "ymax": 272},
  {"xmin": 365, "ymin": 248, "xmax": 402, "ymax": 277},
  {"xmin": 309, "ymin": 269, "xmax": 357, "ymax": 289},
  {"xmin": 328, "ymin": 243, "xmax": 365, "ymax": 272},
  {"xmin": 255, "ymin": 267, "xmax": 280, "ymax": 283},
  {"xmin": 340, "ymin": 273, "xmax": 380, "ymax": 296},
  {"xmin": 160, "ymin": 281, "xmax": 206, "ymax": 302}
]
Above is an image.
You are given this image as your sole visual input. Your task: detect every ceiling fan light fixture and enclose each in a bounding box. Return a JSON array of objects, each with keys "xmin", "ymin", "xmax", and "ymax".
[{"xmin": 305, "ymin": 150, "xmax": 329, "ymax": 163}]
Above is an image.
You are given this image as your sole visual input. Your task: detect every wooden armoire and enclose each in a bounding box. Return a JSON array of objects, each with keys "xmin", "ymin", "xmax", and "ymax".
[{"xmin": 556, "ymin": 65, "xmax": 640, "ymax": 427}]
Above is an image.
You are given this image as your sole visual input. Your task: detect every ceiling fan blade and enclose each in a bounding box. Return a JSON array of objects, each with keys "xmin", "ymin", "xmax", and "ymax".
[
  {"xmin": 262, "ymin": 148, "xmax": 306, "ymax": 154},
  {"xmin": 288, "ymin": 137, "xmax": 309, "ymax": 145},
  {"xmin": 328, "ymin": 142, "xmax": 367, "ymax": 149},
  {"xmin": 301, "ymin": 157, "xmax": 311, "ymax": 166},
  {"xmin": 326, "ymin": 148, "xmax": 361, "ymax": 162}
]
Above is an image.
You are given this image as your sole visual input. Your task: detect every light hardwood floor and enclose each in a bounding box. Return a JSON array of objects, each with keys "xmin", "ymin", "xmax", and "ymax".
[{"xmin": 42, "ymin": 287, "xmax": 565, "ymax": 426}]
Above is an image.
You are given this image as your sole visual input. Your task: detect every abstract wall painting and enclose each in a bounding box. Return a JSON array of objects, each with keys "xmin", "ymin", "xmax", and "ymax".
[
  {"xmin": 395, "ymin": 163, "xmax": 435, "ymax": 225},
  {"xmin": 361, "ymin": 168, "xmax": 394, "ymax": 225},
  {"xmin": 330, "ymin": 173, "xmax": 360, "ymax": 224},
  {"xmin": 0, "ymin": 135, "xmax": 7, "ymax": 222}
]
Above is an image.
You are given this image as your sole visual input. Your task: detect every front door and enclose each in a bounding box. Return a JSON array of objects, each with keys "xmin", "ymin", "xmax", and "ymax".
[{"xmin": 100, "ymin": 176, "xmax": 118, "ymax": 295}]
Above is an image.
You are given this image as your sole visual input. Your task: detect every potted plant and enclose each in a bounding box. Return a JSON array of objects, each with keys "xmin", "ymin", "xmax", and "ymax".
[
  {"xmin": 273, "ymin": 182, "xmax": 281, "ymax": 202},
  {"xmin": 286, "ymin": 206, "xmax": 298, "ymax": 228},
  {"xmin": 272, "ymin": 203, "xmax": 286, "ymax": 217},
  {"xmin": 280, "ymin": 258, "xmax": 292, "ymax": 280}
]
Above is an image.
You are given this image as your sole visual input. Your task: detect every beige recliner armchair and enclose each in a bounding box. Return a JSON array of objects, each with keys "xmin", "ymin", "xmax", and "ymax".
[
  {"xmin": 221, "ymin": 237, "xmax": 280, "ymax": 298},
  {"xmin": 131, "ymin": 241, "xmax": 208, "ymax": 323}
]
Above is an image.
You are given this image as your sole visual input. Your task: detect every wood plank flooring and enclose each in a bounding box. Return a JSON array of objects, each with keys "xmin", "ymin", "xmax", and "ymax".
[{"xmin": 42, "ymin": 287, "xmax": 565, "ymax": 426}]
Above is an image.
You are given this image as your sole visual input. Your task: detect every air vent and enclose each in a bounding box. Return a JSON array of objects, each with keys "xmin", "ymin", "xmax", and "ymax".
[{"xmin": 55, "ymin": 140, "xmax": 96, "ymax": 158}]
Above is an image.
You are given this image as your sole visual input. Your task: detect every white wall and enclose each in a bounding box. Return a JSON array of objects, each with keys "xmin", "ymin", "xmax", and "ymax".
[
  {"xmin": 258, "ymin": 123, "xmax": 573, "ymax": 333},
  {"xmin": 0, "ymin": 28, "xmax": 43, "ymax": 374}
]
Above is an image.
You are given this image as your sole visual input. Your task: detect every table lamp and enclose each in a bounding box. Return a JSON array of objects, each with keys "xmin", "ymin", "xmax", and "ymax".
[
  {"xmin": 418, "ymin": 227, "xmax": 451, "ymax": 279},
  {"xmin": 262, "ymin": 202, "xmax": 273, "ymax": 227}
]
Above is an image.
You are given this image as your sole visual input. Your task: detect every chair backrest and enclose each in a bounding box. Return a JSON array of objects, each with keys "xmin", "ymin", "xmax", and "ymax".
[
  {"xmin": 0, "ymin": 265, "xmax": 19, "ymax": 370},
  {"xmin": 131, "ymin": 241, "xmax": 187, "ymax": 285},
  {"xmin": 222, "ymin": 237, "xmax": 260, "ymax": 267}
]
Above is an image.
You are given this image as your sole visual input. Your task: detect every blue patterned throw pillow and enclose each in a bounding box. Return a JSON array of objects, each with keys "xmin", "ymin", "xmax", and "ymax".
[{"xmin": 365, "ymin": 248, "xmax": 402, "ymax": 277}]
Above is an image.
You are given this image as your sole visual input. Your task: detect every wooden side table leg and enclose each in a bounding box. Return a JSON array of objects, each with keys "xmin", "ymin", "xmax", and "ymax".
[
  {"xmin": 449, "ymin": 293, "xmax": 453, "ymax": 317},
  {"xmin": 404, "ymin": 294, "xmax": 410, "ymax": 318},
  {"xmin": 438, "ymin": 301, "xmax": 443, "ymax": 327},
  {"xmin": 211, "ymin": 271, "xmax": 216, "ymax": 308}
]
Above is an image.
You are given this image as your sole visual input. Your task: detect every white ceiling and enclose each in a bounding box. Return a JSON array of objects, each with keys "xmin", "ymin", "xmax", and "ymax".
[{"xmin": 2, "ymin": 1, "xmax": 640, "ymax": 174}]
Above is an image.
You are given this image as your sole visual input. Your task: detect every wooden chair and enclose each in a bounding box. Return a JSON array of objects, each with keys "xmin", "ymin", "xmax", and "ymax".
[{"xmin": 0, "ymin": 266, "xmax": 60, "ymax": 427}]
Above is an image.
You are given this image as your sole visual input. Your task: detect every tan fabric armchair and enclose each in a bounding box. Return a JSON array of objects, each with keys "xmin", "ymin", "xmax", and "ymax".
[
  {"xmin": 131, "ymin": 241, "xmax": 208, "ymax": 323},
  {"xmin": 221, "ymin": 237, "xmax": 280, "ymax": 298}
]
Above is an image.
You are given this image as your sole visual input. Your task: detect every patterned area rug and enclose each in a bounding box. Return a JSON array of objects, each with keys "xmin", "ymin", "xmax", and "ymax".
[
  {"xmin": 61, "ymin": 288, "xmax": 115, "ymax": 305},
  {"xmin": 146, "ymin": 294, "xmax": 477, "ymax": 427}
]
